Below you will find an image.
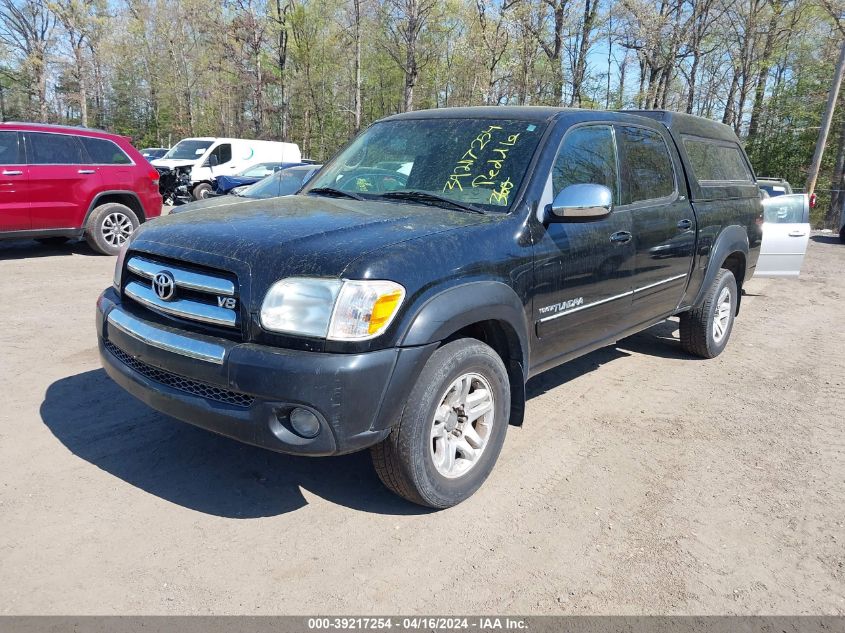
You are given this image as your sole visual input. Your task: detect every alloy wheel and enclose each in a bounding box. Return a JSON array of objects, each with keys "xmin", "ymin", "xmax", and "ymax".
[
  {"xmin": 430, "ymin": 372, "xmax": 495, "ymax": 479},
  {"xmin": 101, "ymin": 212, "xmax": 134, "ymax": 248},
  {"xmin": 712, "ymin": 286, "xmax": 732, "ymax": 343}
]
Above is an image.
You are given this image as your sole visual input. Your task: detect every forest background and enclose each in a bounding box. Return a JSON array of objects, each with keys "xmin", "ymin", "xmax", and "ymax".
[{"xmin": 2, "ymin": 0, "xmax": 844, "ymax": 226}]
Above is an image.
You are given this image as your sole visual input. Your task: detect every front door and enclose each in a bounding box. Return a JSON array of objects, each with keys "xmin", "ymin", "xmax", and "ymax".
[
  {"xmin": 615, "ymin": 124, "xmax": 696, "ymax": 321},
  {"xmin": 531, "ymin": 124, "xmax": 636, "ymax": 370},
  {"xmin": 0, "ymin": 130, "xmax": 30, "ymax": 231},
  {"xmin": 756, "ymin": 193, "xmax": 810, "ymax": 277}
]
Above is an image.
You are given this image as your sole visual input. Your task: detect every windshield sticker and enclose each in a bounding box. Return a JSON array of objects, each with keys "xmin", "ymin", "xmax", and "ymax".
[{"xmin": 443, "ymin": 126, "xmax": 523, "ymax": 206}]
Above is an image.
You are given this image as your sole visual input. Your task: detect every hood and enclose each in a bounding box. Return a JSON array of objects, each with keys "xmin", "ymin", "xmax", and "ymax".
[
  {"xmin": 151, "ymin": 158, "xmax": 197, "ymax": 169},
  {"xmin": 130, "ymin": 194, "xmax": 490, "ymax": 304}
]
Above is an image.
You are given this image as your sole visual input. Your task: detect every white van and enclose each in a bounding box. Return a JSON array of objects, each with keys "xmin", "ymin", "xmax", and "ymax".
[{"xmin": 152, "ymin": 137, "xmax": 301, "ymax": 200}]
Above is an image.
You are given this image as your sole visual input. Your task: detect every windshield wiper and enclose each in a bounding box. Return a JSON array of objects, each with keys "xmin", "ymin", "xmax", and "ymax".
[
  {"xmin": 378, "ymin": 190, "xmax": 485, "ymax": 214},
  {"xmin": 307, "ymin": 187, "xmax": 365, "ymax": 201}
]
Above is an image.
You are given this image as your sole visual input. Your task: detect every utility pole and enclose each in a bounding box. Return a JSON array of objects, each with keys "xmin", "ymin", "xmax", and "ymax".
[{"xmin": 806, "ymin": 38, "xmax": 845, "ymax": 197}]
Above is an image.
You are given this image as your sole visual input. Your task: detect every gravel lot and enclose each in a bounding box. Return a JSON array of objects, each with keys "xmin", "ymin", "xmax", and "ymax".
[{"xmin": 0, "ymin": 233, "xmax": 843, "ymax": 615}]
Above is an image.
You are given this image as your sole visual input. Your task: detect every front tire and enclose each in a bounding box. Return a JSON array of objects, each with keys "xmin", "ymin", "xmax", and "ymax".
[
  {"xmin": 85, "ymin": 203, "xmax": 139, "ymax": 255},
  {"xmin": 679, "ymin": 269, "xmax": 738, "ymax": 358},
  {"xmin": 371, "ymin": 338, "xmax": 510, "ymax": 509},
  {"xmin": 839, "ymin": 226, "xmax": 845, "ymax": 244},
  {"xmin": 192, "ymin": 182, "xmax": 212, "ymax": 200}
]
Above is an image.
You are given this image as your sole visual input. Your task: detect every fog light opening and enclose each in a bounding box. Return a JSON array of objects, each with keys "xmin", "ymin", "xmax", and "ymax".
[{"xmin": 289, "ymin": 407, "xmax": 321, "ymax": 438}]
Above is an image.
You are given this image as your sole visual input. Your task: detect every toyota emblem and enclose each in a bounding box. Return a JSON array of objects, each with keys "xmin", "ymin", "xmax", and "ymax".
[{"xmin": 153, "ymin": 271, "xmax": 176, "ymax": 301}]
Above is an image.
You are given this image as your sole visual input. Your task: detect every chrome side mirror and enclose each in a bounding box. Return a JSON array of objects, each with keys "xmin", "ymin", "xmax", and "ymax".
[{"xmin": 548, "ymin": 183, "xmax": 613, "ymax": 221}]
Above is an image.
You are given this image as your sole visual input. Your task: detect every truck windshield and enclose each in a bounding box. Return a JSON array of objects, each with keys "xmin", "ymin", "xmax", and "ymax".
[
  {"xmin": 303, "ymin": 118, "xmax": 546, "ymax": 212},
  {"xmin": 163, "ymin": 140, "xmax": 214, "ymax": 160}
]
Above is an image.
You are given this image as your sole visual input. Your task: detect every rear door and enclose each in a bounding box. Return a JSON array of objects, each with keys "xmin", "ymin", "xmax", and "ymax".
[
  {"xmin": 615, "ymin": 124, "xmax": 696, "ymax": 320},
  {"xmin": 80, "ymin": 135, "xmax": 134, "ymax": 192},
  {"xmin": 0, "ymin": 130, "xmax": 29, "ymax": 231},
  {"xmin": 25, "ymin": 131, "xmax": 102, "ymax": 230},
  {"xmin": 756, "ymin": 193, "xmax": 810, "ymax": 277}
]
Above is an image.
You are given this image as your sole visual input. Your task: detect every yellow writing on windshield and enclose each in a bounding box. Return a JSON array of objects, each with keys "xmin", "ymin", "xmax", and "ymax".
[
  {"xmin": 443, "ymin": 125, "xmax": 503, "ymax": 192},
  {"xmin": 489, "ymin": 177, "xmax": 514, "ymax": 206},
  {"xmin": 444, "ymin": 127, "xmax": 521, "ymax": 206}
]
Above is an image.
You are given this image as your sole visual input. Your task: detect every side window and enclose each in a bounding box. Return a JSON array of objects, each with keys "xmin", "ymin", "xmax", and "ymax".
[
  {"xmin": 616, "ymin": 126, "xmax": 675, "ymax": 204},
  {"xmin": 211, "ymin": 143, "xmax": 232, "ymax": 165},
  {"xmin": 0, "ymin": 131, "xmax": 22, "ymax": 164},
  {"xmin": 683, "ymin": 137, "xmax": 751, "ymax": 183},
  {"xmin": 81, "ymin": 137, "xmax": 131, "ymax": 165},
  {"xmin": 29, "ymin": 132, "xmax": 85, "ymax": 165},
  {"xmin": 552, "ymin": 125, "xmax": 618, "ymax": 202}
]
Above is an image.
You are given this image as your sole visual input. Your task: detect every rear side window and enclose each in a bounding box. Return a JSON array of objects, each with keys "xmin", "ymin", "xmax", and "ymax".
[
  {"xmin": 616, "ymin": 126, "xmax": 675, "ymax": 204},
  {"xmin": 683, "ymin": 137, "xmax": 751, "ymax": 182},
  {"xmin": 0, "ymin": 131, "xmax": 22, "ymax": 164},
  {"xmin": 552, "ymin": 125, "xmax": 618, "ymax": 203},
  {"xmin": 29, "ymin": 132, "xmax": 85, "ymax": 164},
  {"xmin": 81, "ymin": 137, "xmax": 132, "ymax": 164}
]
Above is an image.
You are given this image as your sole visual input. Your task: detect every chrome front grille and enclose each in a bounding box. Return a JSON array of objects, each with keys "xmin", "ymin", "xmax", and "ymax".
[
  {"xmin": 123, "ymin": 254, "xmax": 239, "ymax": 330},
  {"xmin": 104, "ymin": 339, "xmax": 254, "ymax": 408}
]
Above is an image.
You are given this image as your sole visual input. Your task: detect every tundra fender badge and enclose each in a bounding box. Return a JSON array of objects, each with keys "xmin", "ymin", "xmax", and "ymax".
[{"xmin": 538, "ymin": 297, "xmax": 584, "ymax": 315}]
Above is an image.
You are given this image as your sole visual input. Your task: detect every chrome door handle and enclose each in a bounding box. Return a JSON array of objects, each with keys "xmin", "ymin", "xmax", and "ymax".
[
  {"xmin": 2, "ymin": 170, "xmax": 23, "ymax": 176},
  {"xmin": 610, "ymin": 231, "xmax": 633, "ymax": 244},
  {"xmin": 78, "ymin": 169, "xmax": 96, "ymax": 174},
  {"xmin": 788, "ymin": 230, "xmax": 807, "ymax": 237},
  {"xmin": 677, "ymin": 219, "xmax": 693, "ymax": 230}
]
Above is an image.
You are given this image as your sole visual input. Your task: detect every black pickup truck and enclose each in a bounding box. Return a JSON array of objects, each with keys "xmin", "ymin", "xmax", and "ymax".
[{"xmin": 97, "ymin": 107, "xmax": 762, "ymax": 508}]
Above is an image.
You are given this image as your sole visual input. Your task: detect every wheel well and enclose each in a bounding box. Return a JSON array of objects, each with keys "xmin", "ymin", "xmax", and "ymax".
[
  {"xmin": 91, "ymin": 193, "xmax": 146, "ymax": 223},
  {"xmin": 443, "ymin": 319, "xmax": 526, "ymax": 427},
  {"xmin": 721, "ymin": 251, "xmax": 746, "ymax": 314}
]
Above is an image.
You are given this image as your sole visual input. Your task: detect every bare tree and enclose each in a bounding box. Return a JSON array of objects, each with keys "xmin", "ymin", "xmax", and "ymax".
[
  {"xmin": 569, "ymin": 0, "xmax": 599, "ymax": 107},
  {"xmin": 227, "ymin": 0, "xmax": 270, "ymax": 136},
  {"xmin": 352, "ymin": 0, "xmax": 363, "ymax": 132},
  {"xmin": 51, "ymin": 0, "xmax": 102, "ymax": 126},
  {"xmin": 526, "ymin": 0, "xmax": 568, "ymax": 105},
  {"xmin": 0, "ymin": 0, "xmax": 55, "ymax": 121},
  {"xmin": 474, "ymin": 0, "xmax": 511, "ymax": 105},
  {"xmin": 270, "ymin": 0, "xmax": 293, "ymax": 139},
  {"xmin": 383, "ymin": 0, "xmax": 438, "ymax": 112}
]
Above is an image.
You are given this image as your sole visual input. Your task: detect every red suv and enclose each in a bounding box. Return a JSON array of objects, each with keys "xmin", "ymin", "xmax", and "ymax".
[{"xmin": 0, "ymin": 122, "xmax": 162, "ymax": 255}]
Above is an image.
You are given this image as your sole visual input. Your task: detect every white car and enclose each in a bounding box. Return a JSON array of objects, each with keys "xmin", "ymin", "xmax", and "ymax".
[
  {"xmin": 152, "ymin": 137, "xmax": 301, "ymax": 200},
  {"xmin": 756, "ymin": 193, "xmax": 810, "ymax": 277}
]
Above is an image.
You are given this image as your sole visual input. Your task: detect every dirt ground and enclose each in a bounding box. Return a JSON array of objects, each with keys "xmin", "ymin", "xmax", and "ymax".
[{"xmin": 0, "ymin": 233, "xmax": 843, "ymax": 615}]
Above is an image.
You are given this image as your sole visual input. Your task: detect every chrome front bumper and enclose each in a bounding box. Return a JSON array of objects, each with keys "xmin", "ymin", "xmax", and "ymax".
[
  {"xmin": 106, "ymin": 307, "xmax": 227, "ymax": 364},
  {"xmin": 95, "ymin": 288, "xmax": 437, "ymax": 455}
]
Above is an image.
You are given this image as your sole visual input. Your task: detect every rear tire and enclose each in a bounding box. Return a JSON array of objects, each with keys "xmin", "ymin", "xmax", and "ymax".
[
  {"xmin": 679, "ymin": 269, "xmax": 737, "ymax": 359},
  {"xmin": 371, "ymin": 339, "xmax": 510, "ymax": 509},
  {"xmin": 192, "ymin": 182, "xmax": 212, "ymax": 200},
  {"xmin": 839, "ymin": 226, "xmax": 845, "ymax": 244},
  {"xmin": 85, "ymin": 203, "xmax": 139, "ymax": 255}
]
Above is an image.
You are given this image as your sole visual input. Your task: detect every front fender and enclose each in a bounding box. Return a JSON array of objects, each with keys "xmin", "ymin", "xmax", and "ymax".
[{"xmin": 398, "ymin": 281, "xmax": 530, "ymax": 379}]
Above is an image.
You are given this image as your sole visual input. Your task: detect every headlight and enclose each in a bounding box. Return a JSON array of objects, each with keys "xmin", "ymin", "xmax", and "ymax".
[
  {"xmin": 260, "ymin": 278, "xmax": 406, "ymax": 341},
  {"xmin": 113, "ymin": 242, "xmax": 130, "ymax": 290},
  {"xmin": 260, "ymin": 278, "xmax": 342, "ymax": 337}
]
